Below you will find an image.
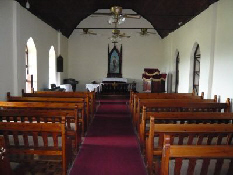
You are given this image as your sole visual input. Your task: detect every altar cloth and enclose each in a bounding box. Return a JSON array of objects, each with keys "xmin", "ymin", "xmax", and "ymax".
[{"xmin": 102, "ymin": 78, "xmax": 127, "ymax": 83}]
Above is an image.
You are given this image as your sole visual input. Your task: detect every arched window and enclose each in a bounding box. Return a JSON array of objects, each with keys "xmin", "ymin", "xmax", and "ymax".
[
  {"xmin": 175, "ymin": 52, "xmax": 180, "ymax": 93},
  {"xmin": 49, "ymin": 46, "xmax": 56, "ymax": 87},
  {"xmin": 193, "ymin": 44, "xmax": 201, "ymax": 95},
  {"xmin": 26, "ymin": 37, "xmax": 37, "ymax": 92}
]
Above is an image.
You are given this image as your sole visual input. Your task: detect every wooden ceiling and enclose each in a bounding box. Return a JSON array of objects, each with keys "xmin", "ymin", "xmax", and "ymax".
[{"xmin": 15, "ymin": 0, "xmax": 219, "ymax": 38}]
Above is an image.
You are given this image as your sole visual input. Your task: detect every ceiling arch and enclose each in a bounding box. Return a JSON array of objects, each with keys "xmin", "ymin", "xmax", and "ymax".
[{"xmin": 15, "ymin": 0, "xmax": 219, "ymax": 38}]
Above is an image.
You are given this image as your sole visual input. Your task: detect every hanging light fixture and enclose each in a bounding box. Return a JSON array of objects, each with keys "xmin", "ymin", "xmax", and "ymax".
[
  {"xmin": 26, "ymin": 0, "xmax": 30, "ymax": 9},
  {"xmin": 108, "ymin": 6, "xmax": 126, "ymax": 25}
]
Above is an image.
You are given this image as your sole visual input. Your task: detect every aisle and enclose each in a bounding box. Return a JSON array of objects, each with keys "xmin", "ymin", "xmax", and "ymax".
[{"xmin": 69, "ymin": 100, "xmax": 147, "ymax": 175}]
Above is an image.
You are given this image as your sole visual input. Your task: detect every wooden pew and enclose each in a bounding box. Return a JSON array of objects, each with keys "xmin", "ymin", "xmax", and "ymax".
[
  {"xmin": 0, "ymin": 122, "xmax": 72, "ymax": 175},
  {"xmin": 0, "ymin": 101, "xmax": 86, "ymax": 136},
  {"xmin": 28, "ymin": 89, "xmax": 96, "ymax": 120},
  {"xmin": 129, "ymin": 90, "xmax": 137, "ymax": 114},
  {"xmin": 134, "ymin": 98, "xmax": 227, "ymax": 130},
  {"xmin": 146, "ymin": 118, "xmax": 233, "ymax": 175},
  {"xmin": 131, "ymin": 92, "xmax": 203, "ymax": 116},
  {"xmin": 0, "ymin": 136, "xmax": 13, "ymax": 175},
  {"xmin": 132, "ymin": 92, "xmax": 208, "ymax": 124},
  {"xmin": 160, "ymin": 135, "xmax": 233, "ymax": 175},
  {"xmin": 7, "ymin": 92, "xmax": 90, "ymax": 130},
  {"xmin": 0, "ymin": 109, "xmax": 81, "ymax": 152},
  {"xmin": 139, "ymin": 111, "xmax": 233, "ymax": 152},
  {"xmin": 21, "ymin": 89, "xmax": 93, "ymax": 122}
]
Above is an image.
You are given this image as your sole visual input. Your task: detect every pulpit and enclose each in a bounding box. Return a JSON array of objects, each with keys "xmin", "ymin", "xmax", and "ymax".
[{"xmin": 142, "ymin": 68, "xmax": 167, "ymax": 93}]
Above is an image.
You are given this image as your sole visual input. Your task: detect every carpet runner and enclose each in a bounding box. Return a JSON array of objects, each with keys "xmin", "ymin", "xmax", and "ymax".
[{"xmin": 69, "ymin": 100, "xmax": 147, "ymax": 175}]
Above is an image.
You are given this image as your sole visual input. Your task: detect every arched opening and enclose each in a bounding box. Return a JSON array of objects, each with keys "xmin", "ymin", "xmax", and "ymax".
[
  {"xmin": 25, "ymin": 37, "xmax": 37, "ymax": 92},
  {"xmin": 175, "ymin": 51, "xmax": 180, "ymax": 93},
  {"xmin": 49, "ymin": 46, "xmax": 56, "ymax": 88},
  {"xmin": 193, "ymin": 44, "xmax": 201, "ymax": 95}
]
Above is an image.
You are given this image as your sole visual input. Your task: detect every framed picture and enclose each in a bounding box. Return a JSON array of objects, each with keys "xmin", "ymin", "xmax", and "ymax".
[{"xmin": 107, "ymin": 44, "xmax": 122, "ymax": 78}]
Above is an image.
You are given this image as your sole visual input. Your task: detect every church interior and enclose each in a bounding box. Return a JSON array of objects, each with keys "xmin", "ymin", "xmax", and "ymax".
[{"xmin": 1, "ymin": 0, "xmax": 233, "ymax": 174}]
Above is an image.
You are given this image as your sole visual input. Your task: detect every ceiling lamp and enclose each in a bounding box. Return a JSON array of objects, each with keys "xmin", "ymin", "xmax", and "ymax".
[
  {"xmin": 110, "ymin": 35, "xmax": 121, "ymax": 43},
  {"xmin": 26, "ymin": 0, "xmax": 30, "ymax": 9},
  {"xmin": 108, "ymin": 6, "xmax": 126, "ymax": 25},
  {"xmin": 109, "ymin": 29, "xmax": 121, "ymax": 43}
]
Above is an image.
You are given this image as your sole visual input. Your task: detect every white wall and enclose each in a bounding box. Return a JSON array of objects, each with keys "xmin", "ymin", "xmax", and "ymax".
[
  {"xmin": 212, "ymin": 0, "xmax": 233, "ymax": 107},
  {"xmin": 0, "ymin": 0, "xmax": 69, "ymax": 100},
  {"xmin": 68, "ymin": 9, "xmax": 166, "ymax": 91},
  {"xmin": 0, "ymin": 0, "xmax": 14, "ymax": 100},
  {"xmin": 164, "ymin": 0, "xmax": 233, "ymax": 108}
]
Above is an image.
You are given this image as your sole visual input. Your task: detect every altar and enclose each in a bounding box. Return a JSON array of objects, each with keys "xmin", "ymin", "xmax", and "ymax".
[
  {"xmin": 102, "ymin": 78, "xmax": 127, "ymax": 83},
  {"xmin": 100, "ymin": 78, "xmax": 136, "ymax": 94}
]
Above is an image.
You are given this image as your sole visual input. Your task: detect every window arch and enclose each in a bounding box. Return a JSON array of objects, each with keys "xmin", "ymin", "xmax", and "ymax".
[
  {"xmin": 49, "ymin": 46, "xmax": 56, "ymax": 87},
  {"xmin": 193, "ymin": 44, "xmax": 201, "ymax": 95},
  {"xmin": 175, "ymin": 51, "xmax": 180, "ymax": 93},
  {"xmin": 26, "ymin": 37, "xmax": 37, "ymax": 92}
]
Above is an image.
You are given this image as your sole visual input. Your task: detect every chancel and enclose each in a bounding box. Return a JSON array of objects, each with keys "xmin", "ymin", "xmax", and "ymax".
[{"xmin": 1, "ymin": 0, "xmax": 233, "ymax": 174}]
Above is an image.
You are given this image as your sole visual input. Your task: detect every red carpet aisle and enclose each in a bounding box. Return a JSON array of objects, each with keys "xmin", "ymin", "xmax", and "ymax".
[{"xmin": 69, "ymin": 100, "xmax": 147, "ymax": 175}]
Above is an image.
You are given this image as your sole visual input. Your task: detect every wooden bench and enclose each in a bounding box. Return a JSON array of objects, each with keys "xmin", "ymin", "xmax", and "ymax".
[
  {"xmin": 131, "ymin": 92, "xmax": 204, "ymax": 118},
  {"xmin": 0, "ymin": 136, "xmax": 13, "ymax": 175},
  {"xmin": 0, "ymin": 122, "xmax": 72, "ymax": 175},
  {"xmin": 134, "ymin": 98, "xmax": 227, "ymax": 130},
  {"xmin": 130, "ymin": 92, "xmax": 198, "ymax": 111},
  {"xmin": 0, "ymin": 101, "xmax": 86, "ymax": 136},
  {"xmin": 132, "ymin": 93, "xmax": 208, "ymax": 125},
  {"xmin": 21, "ymin": 89, "xmax": 93, "ymax": 122},
  {"xmin": 139, "ymin": 111, "xmax": 233, "ymax": 152},
  {"xmin": 7, "ymin": 92, "xmax": 90, "ymax": 130},
  {"xmin": 0, "ymin": 109, "xmax": 81, "ymax": 152},
  {"xmin": 160, "ymin": 135, "xmax": 233, "ymax": 175},
  {"xmin": 146, "ymin": 119, "xmax": 233, "ymax": 175},
  {"xmin": 27, "ymin": 89, "xmax": 96, "ymax": 120}
]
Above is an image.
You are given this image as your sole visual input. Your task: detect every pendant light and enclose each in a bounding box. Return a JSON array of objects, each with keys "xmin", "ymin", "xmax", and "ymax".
[{"xmin": 26, "ymin": 0, "xmax": 30, "ymax": 9}]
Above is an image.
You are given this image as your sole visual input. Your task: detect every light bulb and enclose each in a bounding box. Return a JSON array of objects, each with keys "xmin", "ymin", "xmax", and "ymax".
[
  {"xmin": 26, "ymin": 0, "xmax": 30, "ymax": 9},
  {"xmin": 118, "ymin": 15, "xmax": 126, "ymax": 25}
]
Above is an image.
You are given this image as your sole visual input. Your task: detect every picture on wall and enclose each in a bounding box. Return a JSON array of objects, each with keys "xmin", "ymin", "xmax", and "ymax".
[
  {"xmin": 107, "ymin": 44, "xmax": 122, "ymax": 78},
  {"xmin": 110, "ymin": 51, "xmax": 120, "ymax": 73}
]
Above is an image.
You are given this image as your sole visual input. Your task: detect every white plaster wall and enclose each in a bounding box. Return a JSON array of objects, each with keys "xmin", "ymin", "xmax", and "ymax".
[
  {"xmin": 212, "ymin": 0, "xmax": 233, "ymax": 106},
  {"xmin": 163, "ymin": 2, "xmax": 218, "ymax": 99},
  {"xmin": 68, "ymin": 9, "xmax": 165, "ymax": 91},
  {"xmin": 16, "ymin": 2, "xmax": 58, "ymax": 92},
  {"xmin": 164, "ymin": 0, "xmax": 233, "ymax": 109},
  {"xmin": 0, "ymin": 0, "xmax": 14, "ymax": 100},
  {"xmin": 0, "ymin": 0, "xmax": 69, "ymax": 100}
]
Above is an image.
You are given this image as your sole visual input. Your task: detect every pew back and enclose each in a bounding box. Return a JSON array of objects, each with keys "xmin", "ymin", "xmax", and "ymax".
[
  {"xmin": 139, "ymin": 111, "xmax": 233, "ymax": 151},
  {"xmin": 146, "ymin": 119, "xmax": 233, "ymax": 175},
  {"xmin": 0, "ymin": 109, "xmax": 81, "ymax": 151},
  {"xmin": 0, "ymin": 122, "xmax": 71, "ymax": 175},
  {"xmin": 160, "ymin": 134, "xmax": 233, "ymax": 175},
  {"xmin": 131, "ymin": 92, "xmax": 205, "ymax": 118},
  {"xmin": 0, "ymin": 101, "xmax": 86, "ymax": 136},
  {"xmin": 23, "ymin": 89, "xmax": 95, "ymax": 119},
  {"xmin": 134, "ymin": 100, "xmax": 230, "ymax": 129}
]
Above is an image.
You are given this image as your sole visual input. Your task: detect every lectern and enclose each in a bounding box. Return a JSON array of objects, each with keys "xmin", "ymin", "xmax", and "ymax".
[{"xmin": 142, "ymin": 68, "xmax": 167, "ymax": 93}]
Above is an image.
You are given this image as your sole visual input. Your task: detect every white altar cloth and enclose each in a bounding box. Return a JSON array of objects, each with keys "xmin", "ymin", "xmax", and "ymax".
[
  {"xmin": 60, "ymin": 84, "xmax": 72, "ymax": 92},
  {"xmin": 86, "ymin": 84, "xmax": 100, "ymax": 92},
  {"xmin": 102, "ymin": 78, "xmax": 127, "ymax": 83}
]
